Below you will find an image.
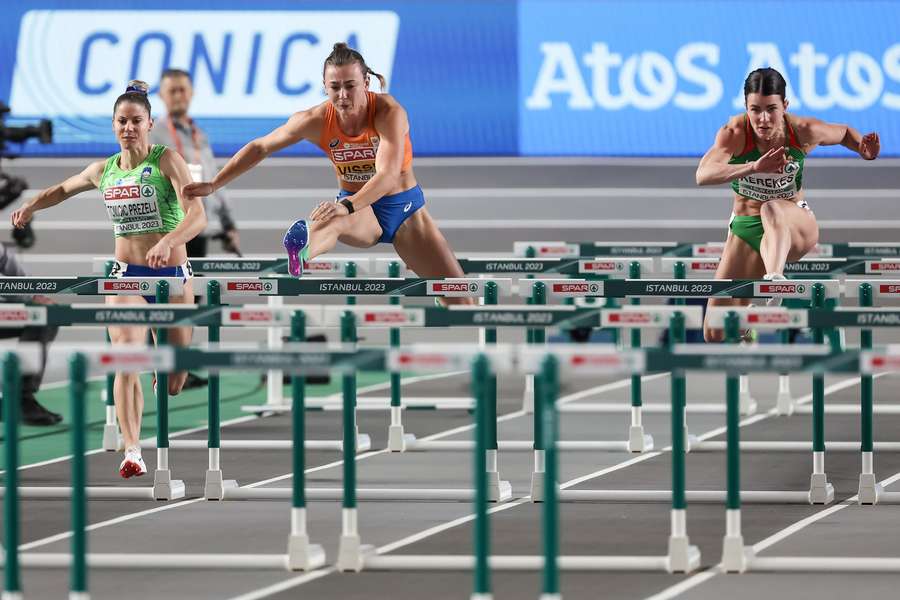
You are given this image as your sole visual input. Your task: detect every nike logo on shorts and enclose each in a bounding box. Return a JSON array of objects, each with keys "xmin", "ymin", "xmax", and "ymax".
[{"xmin": 403, "ymin": 202, "xmax": 413, "ymax": 213}]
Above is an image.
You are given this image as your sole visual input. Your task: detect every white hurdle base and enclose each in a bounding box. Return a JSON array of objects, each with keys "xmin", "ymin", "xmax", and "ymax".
[
  {"xmin": 794, "ymin": 405, "xmax": 900, "ymax": 415},
  {"xmin": 140, "ymin": 435, "xmax": 372, "ymax": 452},
  {"xmin": 1, "ymin": 482, "xmax": 184, "ymax": 500},
  {"xmin": 222, "ymin": 484, "xmax": 514, "ymax": 503},
  {"xmin": 559, "ymin": 489, "xmax": 828, "ymax": 504},
  {"xmin": 690, "ymin": 441, "xmax": 900, "ymax": 452},
  {"xmin": 18, "ymin": 553, "xmax": 292, "ymax": 570},
  {"xmin": 748, "ymin": 557, "xmax": 900, "ymax": 572},
  {"xmin": 244, "ymin": 397, "xmax": 475, "ymax": 413},
  {"xmin": 361, "ymin": 554, "xmax": 675, "ymax": 571},
  {"xmin": 402, "ymin": 439, "xmax": 634, "ymax": 452}
]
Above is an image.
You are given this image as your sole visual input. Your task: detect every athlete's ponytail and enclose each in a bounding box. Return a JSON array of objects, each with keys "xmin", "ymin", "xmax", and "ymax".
[
  {"xmin": 114, "ymin": 79, "xmax": 152, "ymax": 115},
  {"xmin": 323, "ymin": 42, "xmax": 387, "ymax": 91},
  {"xmin": 743, "ymin": 68, "xmax": 787, "ymax": 102}
]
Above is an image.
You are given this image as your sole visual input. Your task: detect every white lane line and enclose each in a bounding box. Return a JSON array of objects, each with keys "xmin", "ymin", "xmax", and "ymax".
[{"xmin": 235, "ymin": 372, "xmax": 866, "ymax": 599}]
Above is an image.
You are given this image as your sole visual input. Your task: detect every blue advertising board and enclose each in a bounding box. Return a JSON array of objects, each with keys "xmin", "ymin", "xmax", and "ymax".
[
  {"xmin": 1, "ymin": 1, "xmax": 897, "ymax": 156},
  {"xmin": 519, "ymin": 0, "xmax": 900, "ymax": 157},
  {"xmin": 0, "ymin": 0, "xmax": 518, "ymax": 156}
]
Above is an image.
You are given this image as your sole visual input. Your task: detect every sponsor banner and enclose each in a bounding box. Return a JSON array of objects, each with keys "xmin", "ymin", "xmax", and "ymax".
[
  {"xmin": 216, "ymin": 278, "xmax": 278, "ymax": 296},
  {"xmin": 846, "ymin": 243, "xmax": 900, "ymax": 257},
  {"xmin": 874, "ymin": 280, "xmax": 900, "ymax": 298},
  {"xmin": 705, "ymin": 307, "xmax": 808, "ymax": 329},
  {"xmin": 521, "ymin": 0, "xmax": 900, "ymax": 156},
  {"xmin": 0, "ymin": 305, "xmax": 47, "ymax": 327},
  {"xmin": 89, "ymin": 347, "xmax": 174, "ymax": 374},
  {"xmin": 98, "ymin": 277, "xmax": 183, "ymax": 296},
  {"xmin": 660, "ymin": 257, "xmax": 719, "ymax": 276},
  {"xmin": 3, "ymin": 1, "xmax": 516, "ymax": 156},
  {"xmin": 805, "ymin": 244, "xmax": 835, "ymax": 258},
  {"xmin": 221, "ymin": 308, "xmax": 295, "ymax": 326},
  {"xmin": 540, "ymin": 279, "xmax": 603, "ymax": 297},
  {"xmin": 692, "ymin": 244, "xmax": 725, "ymax": 257},
  {"xmin": 753, "ymin": 279, "xmax": 839, "ymax": 299},
  {"xmin": 519, "ymin": 346, "xmax": 645, "ymax": 375},
  {"xmin": 513, "ymin": 241, "xmax": 580, "ymax": 258},
  {"xmin": 324, "ymin": 306, "xmax": 425, "ymax": 327},
  {"xmin": 389, "ymin": 345, "xmax": 514, "ymax": 373},
  {"xmin": 866, "ymin": 261, "xmax": 900, "ymax": 274},
  {"xmin": 861, "ymin": 351, "xmax": 900, "ymax": 374},
  {"xmin": 305, "ymin": 257, "xmax": 372, "ymax": 275},
  {"xmin": 427, "ymin": 280, "xmax": 481, "ymax": 297},
  {"xmin": 602, "ymin": 305, "xmax": 703, "ymax": 328}
]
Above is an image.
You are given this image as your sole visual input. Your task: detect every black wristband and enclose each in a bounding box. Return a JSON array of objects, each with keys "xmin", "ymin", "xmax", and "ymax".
[{"xmin": 339, "ymin": 198, "xmax": 355, "ymax": 214}]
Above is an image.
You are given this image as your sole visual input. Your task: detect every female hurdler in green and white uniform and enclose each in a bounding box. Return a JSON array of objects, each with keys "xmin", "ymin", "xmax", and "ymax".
[
  {"xmin": 12, "ymin": 81, "xmax": 206, "ymax": 478},
  {"xmin": 696, "ymin": 67, "xmax": 880, "ymax": 341}
]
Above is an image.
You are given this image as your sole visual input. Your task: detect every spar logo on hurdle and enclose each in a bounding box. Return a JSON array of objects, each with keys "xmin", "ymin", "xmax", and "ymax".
[
  {"xmin": 746, "ymin": 312, "xmax": 803, "ymax": 325},
  {"xmin": 100, "ymin": 280, "xmax": 150, "ymax": 293},
  {"xmin": 0, "ymin": 307, "xmax": 47, "ymax": 325},
  {"xmin": 866, "ymin": 261, "xmax": 900, "ymax": 273},
  {"xmin": 605, "ymin": 312, "xmax": 663, "ymax": 325},
  {"xmin": 550, "ymin": 282, "xmax": 601, "ymax": 295},
  {"xmin": 579, "ymin": 260, "xmax": 625, "ymax": 274},
  {"xmin": 224, "ymin": 309, "xmax": 288, "ymax": 325},
  {"xmin": 225, "ymin": 280, "xmax": 276, "ymax": 294},
  {"xmin": 754, "ymin": 282, "xmax": 807, "ymax": 298},
  {"xmin": 363, "ymin": 311, "xmax": 420, "ymax": 324},
  {"xmin": 428, "ymin": 281, "xmax": 481, "ymax": 296}
]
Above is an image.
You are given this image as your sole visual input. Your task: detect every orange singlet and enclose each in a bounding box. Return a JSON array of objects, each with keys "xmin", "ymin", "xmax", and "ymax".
[{"xmin": 316, "ymin": 92, "xmax": 413, "ymax": 188}]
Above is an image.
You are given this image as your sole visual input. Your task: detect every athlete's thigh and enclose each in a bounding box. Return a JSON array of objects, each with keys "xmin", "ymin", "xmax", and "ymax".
[
  {"xmin": 392, "ymin": 209, "xmax": 464, "ymax": 277},
  {"xmin": 160, "ymin": 278, "xmax": 194, "ymax": 347},
  {"xmin": 336, "ymin": 207, "xmax": 382, "ymax": 248},
  {"xmin": 708, "ymin": 231, "xmax": 766, "ymax": 310},
  {"xmin": 106, "ymin": 295, "xmax": 149, "ymax": 344},
  {"xmin": 777, "ymin": 201, "xmax": 819, "ymax": 261}
]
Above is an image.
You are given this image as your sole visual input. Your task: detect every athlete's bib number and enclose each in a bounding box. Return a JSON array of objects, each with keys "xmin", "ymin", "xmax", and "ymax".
[{"xmin": 103, "ymin": 184, "xmax": 163, "ymax": 235}]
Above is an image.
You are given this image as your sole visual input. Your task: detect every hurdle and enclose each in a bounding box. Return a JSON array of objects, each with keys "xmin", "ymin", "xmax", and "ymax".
[
  {"xmin": 0, "ymin": 278, "xmax": 188, "ymax": 502},
  {"xmin": 4, "ymin": 343, "xmax": 403, "ymax": 599}
]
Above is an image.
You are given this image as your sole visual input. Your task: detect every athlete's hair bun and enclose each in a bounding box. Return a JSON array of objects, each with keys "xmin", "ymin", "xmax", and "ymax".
[
  {"xmin": 332, "ymin": 42, "xmax": 350, "ymax": 52},
  {"xmin": 125, "ymin": 80, "xmax": 150, "ymax": 96}
]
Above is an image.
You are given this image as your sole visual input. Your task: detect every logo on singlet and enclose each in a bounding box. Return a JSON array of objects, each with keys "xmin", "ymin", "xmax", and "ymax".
[
  {"xmin": 403, "ymin": 202, "xmax": 412, "ymax": 213},
  {"xmin": 141, "ymin": 166, "xmax": 152, "ymax": 182},
  {"xmin": 329, "ymin": 138, "xmax": 340, "ymax": 148}
]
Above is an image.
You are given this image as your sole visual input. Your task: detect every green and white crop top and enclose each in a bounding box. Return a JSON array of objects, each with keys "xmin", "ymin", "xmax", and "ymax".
[{"xmin": 728, "ymin": 116, "xmax": 806, "ymax": 202}]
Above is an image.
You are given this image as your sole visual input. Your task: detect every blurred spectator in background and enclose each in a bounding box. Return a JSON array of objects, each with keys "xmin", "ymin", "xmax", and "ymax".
[
  {"xmin": 150, "ymin": 69, "xmax": 240, "ymax": 257},
  {"xmin": 0, "ymin": 243, "xmax": 60, "ymax": 426},
  {"xmin": 151, "ymin": 69, "xmax": 240, "ymax": 389}
]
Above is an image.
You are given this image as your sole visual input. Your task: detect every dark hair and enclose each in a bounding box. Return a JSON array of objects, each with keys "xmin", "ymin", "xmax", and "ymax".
[
  {"xmin": 743, "ymin": 67, "xmax": 787, "ymax": 102},
  {"xmin": 114, "ymin": 80, "xmax": 151, "ymax": 115},
  {"xmin": 161, "ymin": 68, "xmax": 192, "ymax": 84},
  {"xmin": 323, "ymin": 42, "xmax": 386, "ymax": 90}
]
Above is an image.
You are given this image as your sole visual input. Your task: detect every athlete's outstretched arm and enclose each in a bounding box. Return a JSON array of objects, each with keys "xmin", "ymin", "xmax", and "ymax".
[
  {"xmin": 11, "ymin": 161, "xmax": 104, "ymax": 228},
  {"xmin": 182, "ymin": 110, "xmax": 319, "ymax": 199},
  {"xmin": 695, "ymin": 123, "xmax": 787, "ymax": 186},
  {"xmin": 803, "ymin": 118, "xmax": 880, "ymax": 159},
  {"xmin": 147, "ymin": 148, "xmax": 208, "ymax": 268}
]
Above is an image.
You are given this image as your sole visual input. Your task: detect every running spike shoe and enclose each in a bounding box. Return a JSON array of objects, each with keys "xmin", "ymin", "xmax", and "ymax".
[
  {"xmin": 119, "ymin": 447, "xmax": 147, "ymax": 479},
  {"xmin": 283, "ymin": 219, "xmax": 310, "ymax": 277}
]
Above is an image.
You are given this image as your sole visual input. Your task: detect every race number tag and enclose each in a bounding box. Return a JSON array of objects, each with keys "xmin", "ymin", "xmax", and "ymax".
[{"xmin": 103, "ymin": 184, "xmax": 163, "ymax": 235}]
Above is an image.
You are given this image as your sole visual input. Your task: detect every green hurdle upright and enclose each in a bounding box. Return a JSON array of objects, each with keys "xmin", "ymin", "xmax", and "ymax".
[
  {"xmin": 529, "ymin": 282, "xmax": 548, "ymax": 499},
  {"xmin": 3, "ymin": 352, "xmax": 22, "ymax": 600},
  {"xmin": 387, "ymin": 261, "xmax": 416, "ymax": 452},
  {"xmin": 471, "ymin": 353, "xmax": 492, "ymax": 600},
  {"xmin": 857, "ymin": 283, "xmax": 880, "ymax": 504},
  {"xmin": 70, "ymin": 353, "xmax": 89, "ymax": 599},
  {"xmin": 204, "ymin": 280, "xmax": 228, "ymax": 500},
  {"xmin": 151, "ymin": 280, "xmax": 185, "ymax": 501},
  {"xmin": 287, "ymin": 311, "xmax": 327, "ymax": 570},
  {"xmin": 809, "ymin": 283, "xmax": 835, "ymax": 504},
  {"xmin": 483, "ymin": 281, "xmax": 512, "ymax": 502},
  {"xmin": 101, "ymin": 260, "xmax": 120, "ymax": 452},
  {"xmin": 721, "ymin": 312, "xmax": 754, "ymax": 572},
  {"xmin": 539, "ymin": 354, "xmax": 561, "ymax": 600},
  {"xmin": 627, "ymin": 260, "xmax": 654, "ymax": 452}
]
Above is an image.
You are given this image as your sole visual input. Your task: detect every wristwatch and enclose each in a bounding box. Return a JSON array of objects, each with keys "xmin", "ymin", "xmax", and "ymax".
[{"xmin": 338, "ymin": 198, "xmax": 355, "ymax": 214}]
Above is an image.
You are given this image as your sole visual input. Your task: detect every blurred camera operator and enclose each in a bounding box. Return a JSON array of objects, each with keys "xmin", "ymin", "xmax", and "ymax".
[{"xmin": 0, "ymin": 243, "xmax": 60, "ymax": 426}]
